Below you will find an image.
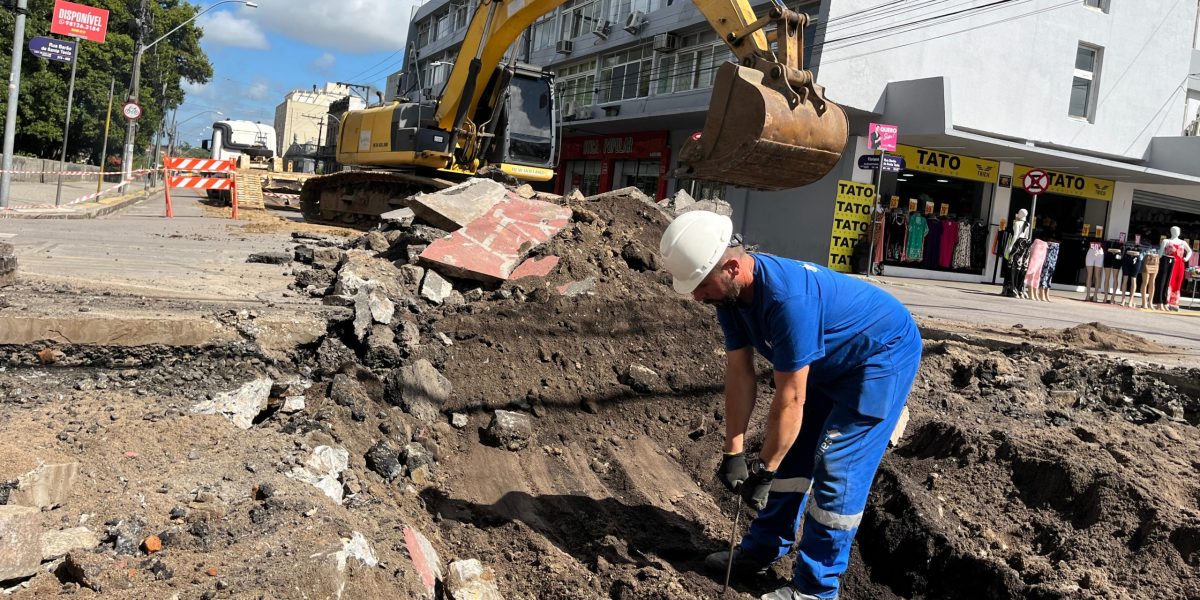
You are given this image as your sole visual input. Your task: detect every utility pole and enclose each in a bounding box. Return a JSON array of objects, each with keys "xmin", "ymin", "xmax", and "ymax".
[
  {"xmin": 121, "ymin": 0, "xmax": 149, "ymax": 181},
  {"xmin": 53, "ymin": 37, "xmax": 81, "ymax": 206},
  {"xmin": 0, "ymin": 0, "xmax": 29, "ymax": 208}
]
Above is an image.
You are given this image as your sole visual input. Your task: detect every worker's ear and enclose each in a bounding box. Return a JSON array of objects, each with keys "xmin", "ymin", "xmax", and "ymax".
[{"xmin": 720, "ymin": 256, "xmax": 740, "ymax": 277}]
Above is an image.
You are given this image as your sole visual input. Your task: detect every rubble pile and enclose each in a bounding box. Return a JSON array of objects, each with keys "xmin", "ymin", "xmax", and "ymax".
[{"xmin": 0, "ymin": 178, "xmax": 1197, "ymax": 598}]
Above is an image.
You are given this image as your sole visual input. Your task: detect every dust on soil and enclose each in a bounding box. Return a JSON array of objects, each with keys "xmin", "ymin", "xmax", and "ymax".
[{"xmin": 0, "ymin": 188, "xmax": 1197, "ymax": 599}]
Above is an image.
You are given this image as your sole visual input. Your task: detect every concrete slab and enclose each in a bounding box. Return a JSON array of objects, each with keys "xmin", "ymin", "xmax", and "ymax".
[
  {"xmin": 408, "ymin": 179, "xmax": 507, "ymax": 231},
  {"xmin": 0, "ymin": 505, "xmax": 41, "ymax": 581},
  {"xmin": 510, "ymin": 256, "xmax": 559, "ymax": 281},
  {"xmin": 403, "ymin": 525, "xmax": 442, "ymax": 597},
  {"xmin": 419, "ymin": 194, "xmax": 572, "ymax": 283},
  {"xmin": 9, "ymin": 462, "xmax": 79, "ymax": 509}
]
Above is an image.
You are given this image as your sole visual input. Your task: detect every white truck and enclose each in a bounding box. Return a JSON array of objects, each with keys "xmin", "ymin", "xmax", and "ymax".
[{"xmin": 199, "ymin": 120, "xmax": 277, "ymax": 202}]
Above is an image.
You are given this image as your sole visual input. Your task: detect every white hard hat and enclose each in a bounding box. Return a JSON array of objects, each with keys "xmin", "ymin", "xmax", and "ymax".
[{"xmin": 659, "ymin": 210, "xmax": 733, "ymax": 295}]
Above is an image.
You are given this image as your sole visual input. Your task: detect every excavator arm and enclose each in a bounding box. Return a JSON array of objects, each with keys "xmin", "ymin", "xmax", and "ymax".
[{"xmin": 433, "ymin": 0, "xmax": 847, "ymax": 191}]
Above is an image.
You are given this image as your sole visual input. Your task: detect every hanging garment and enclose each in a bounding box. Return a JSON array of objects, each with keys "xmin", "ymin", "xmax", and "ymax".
[
  {"xmin": 1006, "ymin": 237, "xmax": 1032, "ymax": 296},
  {"xmin": 905, "ymin": 213, "xmax": 928, "ymax": 263},
  {"xmin": 1024, "ymin": 240, "xmax": 1049, "ymax": 289},
  {"xmin": 885, "ymin": 212, "xmax": 906, "ymax": 262},
  {"xmin": 923, "ymin": 217, "xmax": 942, "ymax": 268},
  {"xmin": 951, "ymin": 220, "xmax": 972, "ymax": 269},
  {"xmin": 1039, "ymin": 242, "xmax": 1061, "ymax": 288},
  {"xmin": 1166, "ymin": 243, "xmax": 1187, "ymax": 306},
  {"xmin": 872, "ymin": 212, "xmax": 886, "ymax": 265},
  {"xmin": 938, "ymin": 219, "xmax": 958, "ymax": 269},
  {"xmin": 971, "ymin": 222, "xmax": 989, "ymax": 269}
]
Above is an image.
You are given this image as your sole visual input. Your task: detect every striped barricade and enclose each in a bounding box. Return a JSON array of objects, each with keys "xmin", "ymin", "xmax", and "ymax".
[{"xmin": 162, "ymin": 155, "xmax": 238, "ymax": 218}]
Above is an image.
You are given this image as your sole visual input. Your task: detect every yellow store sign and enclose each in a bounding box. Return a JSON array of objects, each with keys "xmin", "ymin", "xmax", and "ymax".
[
  {"xmin": 828, "ymin": 180, "xmax": 875, "ymax": 273},
  {"xmin": 888, "ymin": 145, "xmax": 1000, "ymax": 183},
  {"xmin": 1012, "ymin": 165, "xmax": 1115, "ymax": 201}
]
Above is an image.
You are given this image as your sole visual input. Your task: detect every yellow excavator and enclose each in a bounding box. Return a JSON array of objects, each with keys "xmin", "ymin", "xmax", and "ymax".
[{"xmin": 299, "ymin": 0, "xmax": 848, "ymax": 226}]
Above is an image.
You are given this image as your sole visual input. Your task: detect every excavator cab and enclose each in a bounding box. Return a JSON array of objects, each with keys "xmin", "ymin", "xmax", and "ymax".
[
  {"xmin": 475, "ymin": 66, "xmax": 557, "ymax": 179},
  {"xmin": 677, "ymin": 7, "xmax": 847, "ymax": 191}
]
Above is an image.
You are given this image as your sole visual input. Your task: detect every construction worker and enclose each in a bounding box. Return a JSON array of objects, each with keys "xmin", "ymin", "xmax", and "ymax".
[{"xmin": 658, "ymin": 211, "xmax": 922, "ymax": 600}]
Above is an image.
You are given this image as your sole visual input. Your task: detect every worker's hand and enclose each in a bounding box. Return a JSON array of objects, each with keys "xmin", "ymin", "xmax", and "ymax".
[
  {"xmin": 740, "ymin": 469, "xmax": 773, "ymax": 511},
  {"xmin": 717, "ymin": 452, "xmax": 748, "ymax": 493}
]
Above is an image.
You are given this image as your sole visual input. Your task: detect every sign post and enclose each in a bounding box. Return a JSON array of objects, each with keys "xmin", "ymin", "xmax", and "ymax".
[
  {"xmin": 1022, "ymin": 168, "xmax": 1049, "ymax": 229},
  {"xmin": 866, "ymin": 123, "xmax": 899, "ymax": 276},
  {"xmin": 0, "ymin": 0, "xmax": 30, "ymax": 209},
  {"xmin": 52, "ymin": 37, "xmax": 81, "ymax": 207},
  {"xmin": 97, "ymin": 77, "xmax": 114, "ymax": 194}
]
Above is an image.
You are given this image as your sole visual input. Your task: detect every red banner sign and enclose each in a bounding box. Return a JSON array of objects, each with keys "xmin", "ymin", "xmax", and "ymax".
[{"xmin": 50, "ymin": 0, "xmax": 109, "ymax": 44}]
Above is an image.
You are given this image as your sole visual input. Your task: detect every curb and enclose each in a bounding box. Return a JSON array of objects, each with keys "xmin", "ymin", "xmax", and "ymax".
[{"xmin": 0, "ymin": 188, "xmax": 159, "ymax": 220}]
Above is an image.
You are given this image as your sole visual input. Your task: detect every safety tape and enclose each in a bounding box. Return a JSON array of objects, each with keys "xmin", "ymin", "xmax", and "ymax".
[
  {"xmin": 264, "ymin": 192, "xmax": 300, "ymax": 200},
  {"xmin": 1, "ymin": 178, "xmax": 137, "ymax": 211},
  {"xmin": 0, "ymin": 167, "xmax": 159, "ymax": 176}
]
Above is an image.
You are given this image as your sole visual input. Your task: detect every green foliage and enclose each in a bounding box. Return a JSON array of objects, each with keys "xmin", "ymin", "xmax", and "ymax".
[{"xmin": 0, "ymin": 0, "xmax": 213, "ymax": 164}]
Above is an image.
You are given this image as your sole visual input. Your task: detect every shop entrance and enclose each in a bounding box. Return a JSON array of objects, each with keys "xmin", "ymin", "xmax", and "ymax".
[
  {"xmin": 1008, "ymin": 190, "xmax": 1110, "ymax": 286},
  {"xmin": 564, "ymin": 160, "xmax": 602, "ymax": 196},
  {"xmin": 613, "ymin": 160, "xmax": 660, "ymax": 199},
  {"xmin": 879, "ymin": 170, "xmax": 992, "ymax": 274},
  {"xmin": 1130, "ymin": 191, "xmax": 1200, "ymax": 248}
]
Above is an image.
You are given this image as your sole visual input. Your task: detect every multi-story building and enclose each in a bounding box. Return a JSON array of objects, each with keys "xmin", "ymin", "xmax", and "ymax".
[
  {"xmin": 273, "ymin": 83, "xmax": 353, "ymax": 159},
  {"xmin": 398, "ymin": 0, "xmax": 1200, "ymax": 287}
]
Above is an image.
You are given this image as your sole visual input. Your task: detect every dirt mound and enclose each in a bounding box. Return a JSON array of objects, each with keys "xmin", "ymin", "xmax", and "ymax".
[{"xmin": 1033, "ymin": 321, "xmax": 1177, "ymax": 354}]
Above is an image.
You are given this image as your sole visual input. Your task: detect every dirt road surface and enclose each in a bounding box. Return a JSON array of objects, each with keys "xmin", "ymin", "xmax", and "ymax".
[{"xmin": 0, "ymin": 190, "xmax": 1195, "ymax": 599}]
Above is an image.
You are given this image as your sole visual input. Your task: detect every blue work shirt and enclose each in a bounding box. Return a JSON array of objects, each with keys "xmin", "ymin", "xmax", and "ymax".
[{"xmin": 716, "ymin": 253, "xmax": 920, "ymax": 418}]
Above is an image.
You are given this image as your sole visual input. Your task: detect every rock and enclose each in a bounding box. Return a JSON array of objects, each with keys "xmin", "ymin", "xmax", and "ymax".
[
  {"xmin": 366, "ymin": 324, "xmax": 404, "ymax": 367},
  {"xmin": 192, "ymin": 377, "xmax": 273, "ymax": 430},
  {"xmin": 41, "ymin": 527, "xmax": 99, "ymax": 560},
  {"xmin": 294, "ymin": 245, "xmax": 315, "ymax": 263},
  {"xmin": 567, "ymin": 189, "xmax": 586, "ymax": 202},
  {"xmin": 483, "ymin": 410, "xmax": 533, "ymax": 451},
  {"xmin": 295, "ymin": 267, "xmax": 335, "ymax": 291},
  {"xmin": 513, "ymin": 184, "xmax": 536, "ymax": 199},
  {"xmin": 311, "ymin": 247, "xmax": 347, "ymax": 270},
  {"xmin": 395, "ymin": 318, "xmax": 421, "ymax": 353},
  {"xmin": 365, "ymin": 441, "xmax": 403, "ymax": 482},
  {"xmin": 403, "ymin": 526, "xmax": 442, "ymax": 598},
  {"xmin": 329, "ymin": 374, "xmax": 369, "ymax": 408},
  {"xmin": 409, "ymin": 178, "xmax": 508, "ymax": 231},
  {"xmin": 621, "ymin": 241, "xmax": 657, "ymax": 271},
  {"xmin": 8, "ymin": 462, "xmax": 79, "ymax": 509},
  {"xmin": 463, "ymin": 288, "xmax": 485, "ymax": 302},
  {"xmin": 281, "ymin": 395, "xmax": 306, "ymax": 414},
  {"xmin": 380, "ymin": 207, "xmax": 416, "ymax": 228},
  {"xmin": 288, "ymin": 445, "xmax": 350, "ymax": 504},
  {"xmin": 889, "ymin": 406, "xmax": 910, "ymax": 447},
  {"xmin": 450, "ymin": 413, "xmax": 469, "ymax": 429},
  {"xmin": 247, "ymin": 251, "xmax": 292, "ymax": 265},
  {"xmin": 679, "ymin": 197, "xmax": 733, "ymax": 217},
  {"xmin": 352, "ymin": 281, "xmax": 395, "ymax": 341},
  {"xmin": 403, "ymin": 442, "xmax": 436, "ymax": 474},
  {"xmin": 398, "ymin": 264, "xmax": 425, "ymax": 287},
  {"xmin": 557, "ymin": 276, "xmax": 596, "ymax": 298},
  {"xmin": 336, "ymin": 250, "xmax": 409, "ymax": 304},
  {"xmin": 667, "ymin": 188, "xmax": 696, "ymax": 214},
  {"xmin": 142, "ymin": 534, "xmax": 163, "ymax": 554},
  {"xmin": 386, "ymin": 360, "xmax": 452, "ymax": 423},
  {"xmin": 447, "ymin": 559, "xmax": 504, "ymax": 600},
  {"xmin": 622, "ymin": 364, "xmax": 658, "ymax": 393},
  {"xmin": 59, "ymin": 550, "xmax": 115, "ymax": 592},
  {"xmin": 406, "ymin": 244, "xmax": 428, "ymax": 265},
  {"xmin": 364, "ymin": 231, "xmax": 390, "ymax": 253},
  {"xmin": 421, "ymin": 270, "xmax": 454, "ymax": 304},
  {"xmin": 315, "ymin": 336, "xmax": 356, "ymax": 375},
  {"xmin": 339, "ymin": 531, "xmax": 378, "ymax": 568},
  {"xmin": 0, "ymin": 505, "xmax": 40, "ymax": 581}
]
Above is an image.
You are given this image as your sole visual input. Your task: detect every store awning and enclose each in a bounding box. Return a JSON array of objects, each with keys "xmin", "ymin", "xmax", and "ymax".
[{"xmin": 873, "ymin": 77, "xmax": 1200, "ymax": 186}]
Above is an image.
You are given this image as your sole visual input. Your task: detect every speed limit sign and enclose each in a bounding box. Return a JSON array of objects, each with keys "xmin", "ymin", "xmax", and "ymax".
[{"xmin": 121, "ymin": 101, "xmax": 143, "ymax": 121}]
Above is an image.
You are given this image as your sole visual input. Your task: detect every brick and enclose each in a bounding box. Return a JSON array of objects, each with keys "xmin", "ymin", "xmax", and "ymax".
[
  {"xmin": 0, "ymin": 505, "xmax": 41, "ymax": 581},
  {"xmin": 142, "ymin": 535, "xmax": 162, "ymax": 554},
  {"xmin": 510, "ymin": 256, "xmax": 560, "ymax": 281},
  {"xmin": 419, "ymin": 194, "xmax": 572, "ymax": 283},
  {"xmin": 409, "ymin": 178, "xmax": 507, "ymax": 231}
]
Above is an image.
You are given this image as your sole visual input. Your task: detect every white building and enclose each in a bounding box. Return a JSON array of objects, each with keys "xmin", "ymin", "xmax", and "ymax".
[{"xmin": 273, "ymin": 83, "xmax": 353, "ymax": 157}]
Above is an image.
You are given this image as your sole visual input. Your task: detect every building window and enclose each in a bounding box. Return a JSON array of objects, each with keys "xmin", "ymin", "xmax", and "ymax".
[
  {"xmin": 555, "ymin": 59, "xmax": 597, "ymax": 109},
  {"xmin": 559, "ymin": 0, "xmax": 601, "ymax": 40},
  {"xmin": 436, "ymin": 11, "xmax": 452, "ymax": 40},
  {"xmin": 1082, "ymin": 0, "xmax": 1108, "ymax": 11},
  {"xmin": 452, "ymin": 2, "xmax": 470, "ymax": 30},
  {"xmin": 417, "ymin": 20, "xmax": 431, "ymax": 48},
  {"xmin": 531, "ymin": 14, "xmax": 556, "ymax": 50},
  {"xmin": 1069, "ymin": 44, "xmax": 1102, "ymax": 120},
  {"xmin": 600, "ymin": 45, "xmax": 653, "ymax": 103},
  {"xmin": 656, "ymin": 31, "xmax": 733, "ymax": 94}
]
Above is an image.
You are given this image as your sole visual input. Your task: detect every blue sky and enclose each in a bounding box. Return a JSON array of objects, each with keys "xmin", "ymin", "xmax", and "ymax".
[{"xmin": 173, "ymin": 0, "xmax": 420, "ymax": 146}]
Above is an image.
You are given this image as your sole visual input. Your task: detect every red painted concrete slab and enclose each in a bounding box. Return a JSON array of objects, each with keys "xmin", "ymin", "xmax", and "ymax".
[
  {"xmin": 510, "ymin": 255, "xmax": 559, "ymax": 281},
  {"xmin": 404, "ymin": 526, "xmax": 441, "ymax": 596},
  {"xmin": 420, "ymin": 193, "xmax": 572, "ymax": 282}
]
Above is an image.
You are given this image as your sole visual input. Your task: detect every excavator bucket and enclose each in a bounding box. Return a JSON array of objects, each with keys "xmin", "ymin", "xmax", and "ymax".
[{"xmin": 677, "ymin": 62, "xmax": 848, "ymax": 191}]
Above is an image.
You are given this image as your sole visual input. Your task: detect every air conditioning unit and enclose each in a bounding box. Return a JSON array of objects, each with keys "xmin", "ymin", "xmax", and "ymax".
[
  {"xmin": 572, "ymin": 104, "xmax": 594, "ymax": 120},
  {"xmin": 555, "ymin": 39, "xmax": 573, "ymax": 54},
  {"xmin": 623, "ymin": 10, "xmax": 646, "ymax": 34},
  {"xmin": 560, "ymin": 101, "xmax": 577, "ymax": 120},
  {"xmin": 652, "ymin": 32, "xmax": 678, "ymax": 52},
  {"xmin": 591, "ymin": 19, "xmax": 611, "ymax": 39}
]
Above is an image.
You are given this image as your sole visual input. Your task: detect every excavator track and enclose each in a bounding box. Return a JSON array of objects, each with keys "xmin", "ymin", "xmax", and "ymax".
[{"xmin": 299, "ymin": 171, "xmax": 453, "ymax": 228}]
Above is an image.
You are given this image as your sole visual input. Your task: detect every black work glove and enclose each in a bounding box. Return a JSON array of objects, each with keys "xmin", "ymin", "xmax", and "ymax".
[
  {"xmin": 717, "ymin": 452, "xmax": 748, "ymax": 493},
  {"xmin": 740, "ymin": 461, "xmax": 775, "ymax": 511}
]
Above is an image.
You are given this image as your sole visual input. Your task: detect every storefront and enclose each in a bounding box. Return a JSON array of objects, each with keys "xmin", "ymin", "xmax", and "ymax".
[
  {"xmin": 556, "ymin": 131, "xmax": 670, "ymax": 199},
  {"xmin": 1129, "ymin": 190, "xmax": 1200, "ymax": 254},
  {"xmin": 876, "ymin": 145, "xmax": 998, "ymax": 276},
  {"xmin": 1006, "ymin": 166, "xmax": 1115, "ymax": 286}
]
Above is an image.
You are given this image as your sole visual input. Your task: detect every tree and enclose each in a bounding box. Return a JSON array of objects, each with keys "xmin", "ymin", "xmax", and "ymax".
[{"xmin": 0, "ymin": 0, "xmax": 213, "ymax": 165}]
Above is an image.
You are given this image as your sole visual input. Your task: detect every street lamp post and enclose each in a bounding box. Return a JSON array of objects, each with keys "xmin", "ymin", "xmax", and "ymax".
[{"xmin": 120, "ymin": 0, "xmax": 257, "ymax": 180}]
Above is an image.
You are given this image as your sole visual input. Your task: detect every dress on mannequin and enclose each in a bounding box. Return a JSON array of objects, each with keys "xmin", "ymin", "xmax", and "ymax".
[
  {"xmin": 1038, "ymin": 242, "xmax": 1060, "ymax": 299},
  {"xmin": 1165, "ymin": 243, "xmax": 1187, "ymax": 308},
  {"xmin": 1024, "ymin": 240, "xmax": 1049, "ymax": 292}
]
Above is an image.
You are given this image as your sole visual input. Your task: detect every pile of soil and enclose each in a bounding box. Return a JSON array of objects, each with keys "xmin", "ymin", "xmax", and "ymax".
[
  {"xmin": 1031, "ymin": 321, "xmax": 1177, "ymax": 354},
  {"xmin": 0, "ymin": 186, "xmax": 1197, "ymax": 599}
]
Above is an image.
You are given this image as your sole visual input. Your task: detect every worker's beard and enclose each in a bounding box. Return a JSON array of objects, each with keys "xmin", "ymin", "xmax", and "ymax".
[{"xmin": 703, "ymin": 278, "xmax": 743, "ymax": 308}]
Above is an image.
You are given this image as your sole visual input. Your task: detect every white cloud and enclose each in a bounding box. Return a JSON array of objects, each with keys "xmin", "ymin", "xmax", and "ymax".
[
  {"xmin": 312, "ymin": 52, "xmax": 336, "ymax": 73},
  {"xmin": 198, "ymin": 10, "xmax": 270, "ymax": 50},
  {"xmin": 247, "ymin": 80, "xmax": 270, "ymax": 100},
  {"xmin": 253, "ymin": 0, "xmax": 420, "ymax": 54}
]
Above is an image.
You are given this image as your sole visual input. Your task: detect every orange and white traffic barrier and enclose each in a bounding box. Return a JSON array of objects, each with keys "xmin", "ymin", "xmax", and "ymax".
[{"xmin": 161, "ymin": 155, "xmax": 238, "ymax": 219}]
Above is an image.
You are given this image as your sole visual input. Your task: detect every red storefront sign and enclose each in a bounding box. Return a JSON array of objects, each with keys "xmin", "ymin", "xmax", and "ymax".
[
  {"xmin": 557, "ymin": 131, "xmax": 670, "ymax": 197},
  {"xmin": 50, "ymin": 0, "xmax": 109, "ymax": 43}
]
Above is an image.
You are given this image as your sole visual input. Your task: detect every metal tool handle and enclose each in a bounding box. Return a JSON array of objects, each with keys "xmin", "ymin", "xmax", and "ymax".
[{"xmin": 722, "ymin": 494, "xmax": 743, "ymax": 595}]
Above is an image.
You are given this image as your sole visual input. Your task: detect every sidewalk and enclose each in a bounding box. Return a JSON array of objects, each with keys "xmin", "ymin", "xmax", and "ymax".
[
  {"xmin": 864, "ymin": 274, "xmax": 1200, "ymax": 352},
  {"xmin": 0, "ymin": 178, "xmax": 159, "ymax": 219}
]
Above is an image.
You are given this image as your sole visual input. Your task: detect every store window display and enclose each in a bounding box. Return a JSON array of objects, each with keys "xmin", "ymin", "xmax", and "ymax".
[
  {"xmin": 1002, "ymin": 209, "xmax": 1032, "ymax": 298},
  {"xmin": 879, "ymin": 170, "xmax": 992, "ymax": 274}
]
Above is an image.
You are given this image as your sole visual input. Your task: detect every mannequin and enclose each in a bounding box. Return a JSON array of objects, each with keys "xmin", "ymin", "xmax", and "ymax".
[
  {"xmin": 1117, "ymin": 247, "xmax": 1143, "ymax": 307},
  {"xmin": 1035, "ymin": 241, "xmax": 1060, "ymax": 302},
  {"xmin": 1084, "ymin": 240, "xmax": 1104, "ymax": 301},
  {"xmin": 1003, "ymin": 209, "xmax": 1032, "ymax": 298},
  {"xmin": 1160, "ymin": 226, "xmax": 1195, "ymax": 311},
  {"xmin": 1101, "ymin": 242, "xmax": 1122, "ymax": 303},
  {"xmin": 1024, "ymin": 239, "xmax": 1048, "ymax": 300},
  {"xmin": 1141, "ymin": 250, "xmax": 1160, "ymax": 309}
]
